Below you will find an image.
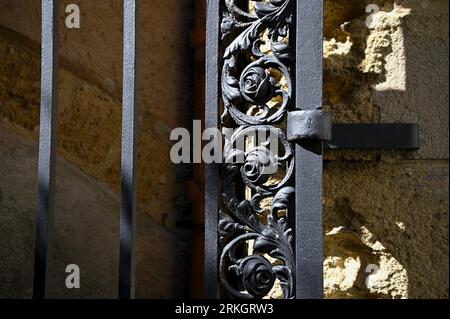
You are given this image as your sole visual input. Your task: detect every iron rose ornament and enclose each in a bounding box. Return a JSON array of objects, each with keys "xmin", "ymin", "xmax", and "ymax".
[{"xmin": 219, "ymin": 0, "xmax": 295, "ymax": 299}]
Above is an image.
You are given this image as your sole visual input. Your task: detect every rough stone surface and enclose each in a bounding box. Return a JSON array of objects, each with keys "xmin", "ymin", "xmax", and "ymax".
[
  {"xmin": 374, "ymin": 1, "xmax": 449, "ymax": 160},
  {"xmin": 0, "ymin": 30, "xmax": 191, "ymax": 235},
  {"xmin": 0, "ymin": 0, "xmax": 197, "ymax": 235},
  {"xmin": 0, "ymin": 0, "xmax": 196, "ymax": 130},
  {"xmin": 324, "ymin": 161, "xmax": 448, "ymax": 298},
  {"xmin": 322, "ymin": 0, "xmax": 448, "ymax": 299},
  {"xmin": 0, "ymin": 122, "xmax": 189, "ymax": 298},
  {"xmin": 324, "ymin": 0, "xmax": 448, "ymax": 162}
]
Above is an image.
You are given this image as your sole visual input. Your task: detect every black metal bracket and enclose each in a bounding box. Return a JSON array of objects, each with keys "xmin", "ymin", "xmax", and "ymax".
[
  {"xmin": 286, "ymin": 119, "xmax": 419, "ymax": 150},
  {"xmin": 326, "ymin": 123, "xmax": 419, "ymax": 150},
  {"xmin": 287, "ymin": 110, "xmax": 333, "ymax": 142}
]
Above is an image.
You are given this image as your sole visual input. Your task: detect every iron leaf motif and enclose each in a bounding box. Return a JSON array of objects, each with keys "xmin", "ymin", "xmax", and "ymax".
[{"xmin": 219, "ymin": 0, "xmax": 295, "ymax": 299}]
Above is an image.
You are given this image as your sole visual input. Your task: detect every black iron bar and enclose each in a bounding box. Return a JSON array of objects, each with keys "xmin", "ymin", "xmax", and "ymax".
[
  {"xmin": 119, "ymin": 0, "xmax": 139, "ymax": 299},
  {"xmin": 204, "ymin": 0, "xmax": 220, "ymax": 299},
  {"xmin": 33, "ymin": 0, "xmax": 59, "ymax": 300},
  {"xmin": 294, "ymin": 0, "xmax": 325, "ymax": 299}
]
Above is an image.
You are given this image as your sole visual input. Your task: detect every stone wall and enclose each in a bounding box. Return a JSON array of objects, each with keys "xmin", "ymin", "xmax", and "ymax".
[
  {"xmin": 0, "ymin": 0, "xmax": 196, "ymax": 233},
  {"xmin": 0, "ymin": 122, "xmax": 189, "ymax": 298},
  {"xmin": 323, "ymin": 0, "xmax": 448, "ymax": 298},
  {"xmin": 0, "ymin": 0, "xmax": 195, "ymax": 298},
  {"xmin": 0, "ymin": 0, "xmax": 448, "ymax": 298}
]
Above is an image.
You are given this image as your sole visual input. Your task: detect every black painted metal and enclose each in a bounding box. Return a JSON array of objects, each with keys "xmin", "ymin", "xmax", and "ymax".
[
  {"xmin": 119, "ymin": 0, "xmax": 139, "ymax": 299},
  {"xmin": 30, "ymin": 0, "xmax": 420, "ymax": 301},
  {"xmin": 327, "ymin": 123, "xmax": 419, "ymax": 150},
  {"xmin": 294, "ymin": 0, "xmax": 324, "ymax": 299},
  {"xmin": 287, "ymin": 110, "xmax": 332, "ymax": 142},
  {"xmin": 217, "ymin": 0, "xmax": 296, "ymax": 299},
  {"xmin": 33, "ymin": 0, "xmax": 58, "ymax": 300},
  {"xmin": 204, "ymin": 0, "xmax": 220, "ymax": 299}
]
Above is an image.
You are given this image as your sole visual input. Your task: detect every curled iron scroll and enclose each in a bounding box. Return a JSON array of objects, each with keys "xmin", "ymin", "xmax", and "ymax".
[{"xmin": 219, "ymin": 0, "xmax": 295, "ymax": 299}]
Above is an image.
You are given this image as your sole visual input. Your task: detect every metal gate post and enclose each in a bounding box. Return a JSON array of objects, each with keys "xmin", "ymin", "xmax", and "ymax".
[
  {"xmin": 293, "ymin": 0, "xmax": 325, "ymax": 299},
  {"xmin": 205, "ymin": 0, "xmax": 220, "ymax": 299},
  {"xmin": 119, "ymin": 0, "xmax": 139, "ymax": 299},
  {"xmin": 204, "ymin": 0, "xmax": 220, "ymax": 299},
  {"xmin": 33, "ymin": 0, "xmax": 59, "ymax": 299}
]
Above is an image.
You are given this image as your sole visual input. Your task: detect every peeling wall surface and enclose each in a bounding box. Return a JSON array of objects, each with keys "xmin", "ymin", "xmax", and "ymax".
[{"xmin": 0, "ymin": 0, "xmax": 448, "ymax": 298}]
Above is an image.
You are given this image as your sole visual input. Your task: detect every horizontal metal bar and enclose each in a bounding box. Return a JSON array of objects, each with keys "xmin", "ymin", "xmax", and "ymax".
[
  {"xmin": 33, "ymin": 0, "xmax": 58, "ymax": 300},
  {"xmin": 326, "ymin": 123, "xmax": 419, "ymax": 150}
]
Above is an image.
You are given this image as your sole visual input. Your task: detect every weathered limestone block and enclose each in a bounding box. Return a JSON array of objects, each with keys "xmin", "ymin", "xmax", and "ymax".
[
  {"xmin": 322, "ymin": 0, "xmax": 448, "ymax": 298},
  {"xmin": 0, "ymin": 32, "xmax": 188, "ymax": 234},
  {"xmin": 373, "ymin": 2, "xmax": 449, "ymax": 160},
  {"xmin": 324, "ymin": 161, "xmax": 449, "ymax": 298},
  {"xmin": 0, "ymin": 122, "xmax": 189, "ymax": 298},
  {"xmin": 0, "ymin": 0, "xmax": 196, "ymax": 132}
]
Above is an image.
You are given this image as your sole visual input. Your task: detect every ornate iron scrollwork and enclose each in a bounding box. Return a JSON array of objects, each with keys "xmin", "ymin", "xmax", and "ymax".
[{"xmin": 219, "ymin": 0, "xmax": 295, "ymax": 299}]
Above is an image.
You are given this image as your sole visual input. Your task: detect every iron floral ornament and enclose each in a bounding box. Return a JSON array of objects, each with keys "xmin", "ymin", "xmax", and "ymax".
[{"xmin": 219, "ymin": 0, "xmax": 295, "ymax": 299}]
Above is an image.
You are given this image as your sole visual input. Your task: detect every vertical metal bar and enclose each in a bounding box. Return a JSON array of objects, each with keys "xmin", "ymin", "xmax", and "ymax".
[
  {"xmin": 295, "ymin": 0, "xmax": 324, "ymax": 299},
  {"xmin": 204, "ymin": 0, "xmax": 220, "ymax": 299},
  {"xmin": 33, "ymin": 0, "xmax": 58, "ymax": 300},
  {"xmin": 119, "ymin": 0, "xmax": 139, "ymax": 299}
]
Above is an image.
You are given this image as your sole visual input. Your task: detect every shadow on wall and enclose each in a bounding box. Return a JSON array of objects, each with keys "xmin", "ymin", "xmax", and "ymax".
[
  {"xmin": 0, "ymin": 0, "xmax": 197, "ymax": 298},
  {"xmin": 0, "ymin": 122, "xmax": 191, "ymax": 298},
  {"xmin": 323, "ymin": 0, "xmax": 449, "ymax": 299}
]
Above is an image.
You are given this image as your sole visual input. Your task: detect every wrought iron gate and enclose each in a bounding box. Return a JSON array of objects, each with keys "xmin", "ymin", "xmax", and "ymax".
[
  {"xmin": 32, "ymin": 0, "xmax": 418, "ymax": 299},
  {"xmin": 205, "ymin": 0, "xmax": 327, "ymax": 299},
  {"xmin": 203, "ymin": 0, "xmax": 418, "ymax": 299}
]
